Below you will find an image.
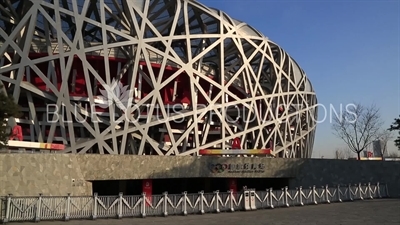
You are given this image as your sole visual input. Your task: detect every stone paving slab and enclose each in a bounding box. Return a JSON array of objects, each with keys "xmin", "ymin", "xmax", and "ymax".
[{"xmin": 7, "ymin": 199, "xmax": 400, "ymax": 225}]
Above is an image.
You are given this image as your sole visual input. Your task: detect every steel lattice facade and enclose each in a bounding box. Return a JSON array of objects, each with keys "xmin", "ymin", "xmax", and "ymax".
[{"xmin": 0, "ymin": 0, "xmax": 317, "ymax": 157}]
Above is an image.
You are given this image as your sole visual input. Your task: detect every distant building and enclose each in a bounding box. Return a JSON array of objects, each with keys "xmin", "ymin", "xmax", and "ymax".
[
  {"xmin": 372, "ymin": 140, "xmax": 389, "ymax": 157},
  {"xmin": 363, "ymin": 151, "xmax": 373, "ymax": 157}
]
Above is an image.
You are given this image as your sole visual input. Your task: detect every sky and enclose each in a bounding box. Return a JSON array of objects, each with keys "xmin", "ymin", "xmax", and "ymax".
[{"xmin": 199, "ymin": 0, "xmax": 400, "ymax": 158}]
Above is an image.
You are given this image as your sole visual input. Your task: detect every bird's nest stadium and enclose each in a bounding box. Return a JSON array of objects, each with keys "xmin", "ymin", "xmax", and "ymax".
[{"xmin": 0, "ymin": 0, "xmax": 317, "ymax": 158}]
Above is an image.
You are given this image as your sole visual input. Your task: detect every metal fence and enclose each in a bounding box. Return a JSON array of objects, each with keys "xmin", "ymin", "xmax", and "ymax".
[{"xmin": 0, "ymin": 182, "xmax": 389, "ymax": 223}]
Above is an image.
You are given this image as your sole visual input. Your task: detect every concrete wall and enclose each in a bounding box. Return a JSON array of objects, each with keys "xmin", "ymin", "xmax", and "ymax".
[
  {"xmin": 290, "ymin": 159, "xmax": 400, "ymax": 197},
  {"xmin": 75, "ymin": 155, "xmax": 303, "ymax": 180},
  {"xmin": 1, "ymin": 154, "xmax": 399, "ymax": 197},
  {"xmin": 0, "ymin": 154, "xmax": 91, "ymax": 196}
]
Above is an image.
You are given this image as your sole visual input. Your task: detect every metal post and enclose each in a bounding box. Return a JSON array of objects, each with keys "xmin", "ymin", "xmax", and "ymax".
[
  {"xmin": 337, "ymin": 185, "xmax": 342, "ymax": 202},
  {"xmin": 367, "ymin": 182, "xmax": 373, "ymax": 199},
  {"xmin": 377, "ymin": 182, "xmax": 381, "ymax": 198},
  {"xmin": 117, "ymin": 192, "xmax": 123, "ymax": 219},
  {"xmin": 359, "ymin": 183, "xmax": 363, "ymax": 200},
  {"xmin": 298, "ymin": 187, "xmax": 304, "ymax": 206},
  {"xmin": 269, "ymin": 188, "xmax": 274, "ymax": 209},
  {"xmin": 34, "ymin": 194, "xmax": 42, "ymax": 222},
  {"xmin": 348, "ymin": 184, "xmax": 353, "ymax": 201},
  {"xmin": 92, "ymin": 193, "xmax": 98, "ymax": 220},
  {"xmin": 284, "ymin": 187, "xmax": 289, "ymax": 207},
  {"xmin": 65, "ymin": 193, "xmax": 71, "ymax": 221},
  {"xmin": 312, "ymin": 186, "xmax": 317, "ymax": 205},
  {"xmin": 182, "ymin": 192, "xmax": 187, "ymax": 216},
  {"xmin": 3, "ymin": 194, "xmax": 12, "ymax": 223},
  {"xmin": 198, "ymin": 191, "xmax": 204, "ymax": 214},
  {"xmin": 325, "ymin": 185, "xmax": 330, "ymax": 204},
  {"xmin": 228, "ymin": 190, "xmax": 234, "ymax": 212},
  {"xmin": 214, "ymin": 190, "xmax": 220, "ymax": 213},
  {"xmin": 141, "ymin": 192, "xmax": 146, "ymax": 218},
  {"xmin": 162, "ymin": 192, "xmax": 168, "ymax": 217}
]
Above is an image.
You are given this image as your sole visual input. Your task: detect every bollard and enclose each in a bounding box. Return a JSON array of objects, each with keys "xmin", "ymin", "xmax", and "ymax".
[
  {"xmin": 228, "ymin": 190, "xmax": 235, "ymax": 212},
  {"xmin": 92, "ymin": 193, "xmax": 98, "ymax": 220},
  {"xmin": 377, "ymin": 182, "xmax": 382, "ymax": 198},
  {"xmin": 298, "ymin": 187, "xmax": 304, "ymax": 206},
  {"xmin": 117, "ymin": 192, "xmax": 123, "ymax": 219},
  {"xmin": 65, "ymin": 193, "xmax": 71, "ymax": 221},
  {"xmin": 269, "ymin": 188, "xmax": 274, "ymax": 209},
  {"xmin": 358, "ymin": 183, "xmax": 363, "ymax": 200},
  {"xmin": 182, "ymin": 192, "xmax": 188, "ymax": 216},
  {"xmin": 337, "ymin": 185, "xmax": 342, "ymax": 202},
  {"xmin": 249, "ymin": 190, "xmax": 257, "ymax": 210},
  {"xmin": 34, "ymin": 194, "xmax": 42, "ymax": 222},
  {"xmin": 284, "ymin": 187, "xmax": 289, "ymax": 207},
  {"xmin": 3, "ymin": 194, "xmax": 12, "ymax": 223},
  {"xmin": 348, "ymin": 184, "xmax": 353, "ymax": 201},
  {"xmin": 213, "ymin": 190, "xmax": 220, "ymax": 213},
  {"xmin": 368, "ymin": 183, "xmax": 373, "ymax": 199},
  {"xmin": 198, "ymin": 191, "xmax": 205, "ymax": 214},
  {"xmin": 162, "ymin": 192, "xmax": 168, "ymax": 217},
  {"xmin": 242, "ymin": 190, "xmax": 251, "ymax": 211},
  {"xmin": 141, "ymin": 192, "xmax": 146, "ymax": 218},
  {"xmin": 325, "ymin": 185, "xmax": 330, "ymax": 204},
  {"xmin": 312, "ymin": 186, "xmax": 317, "ymax": 205}
]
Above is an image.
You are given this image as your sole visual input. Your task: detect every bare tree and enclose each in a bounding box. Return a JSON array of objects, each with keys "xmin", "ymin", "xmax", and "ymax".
[{"xmin": 332, "ymin": 103, "xmax": 383, "ymax": 160}]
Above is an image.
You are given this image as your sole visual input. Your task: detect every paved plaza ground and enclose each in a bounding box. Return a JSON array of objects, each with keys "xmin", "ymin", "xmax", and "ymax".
[{"xmin": 9, "ymin": 199, "xmax": 400, "ymax": 225}]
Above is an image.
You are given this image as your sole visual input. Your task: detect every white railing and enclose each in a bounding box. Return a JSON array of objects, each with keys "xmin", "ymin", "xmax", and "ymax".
[{"xmin": 0, "ymin": 182, "xmax": 389, "ymax": 223}]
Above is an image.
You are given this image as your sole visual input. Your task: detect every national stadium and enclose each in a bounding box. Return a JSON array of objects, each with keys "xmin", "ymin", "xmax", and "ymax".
[
  {"xmin": 0, "ymin": 0, "xmax": 317, "ymax": 158},
  {"xmin": 0, "ymin": 1, "xmax": 398, "ymax": 212}
]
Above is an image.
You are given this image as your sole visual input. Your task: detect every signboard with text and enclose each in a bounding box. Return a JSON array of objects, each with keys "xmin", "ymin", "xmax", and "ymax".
[{"xmin": 209, "ymin": 163, "xmax": 265, "ymax": 174}]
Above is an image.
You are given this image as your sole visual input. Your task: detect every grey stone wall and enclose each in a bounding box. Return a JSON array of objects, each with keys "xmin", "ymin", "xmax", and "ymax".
[
  {"xmin": 289, "ymin": 159, "xmax": 400, "ymax": 198},
  {"xmin": 1, "ymin": 154, "xmax": 399, "ymax": 197},
  {"xmin": 75, "ymin": 155, "xmax": 303, "ymax": 180},
  {"xmin": 0, "ymin": 154, "xmax": 91, "ymax": 196}
]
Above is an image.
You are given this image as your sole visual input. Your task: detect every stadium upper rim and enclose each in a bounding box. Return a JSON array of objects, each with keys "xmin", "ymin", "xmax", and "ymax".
[
  {"xmin": 190, "ymin": 0, "xmax": 314, "ymax": 93},
  {"xmin": 0, "ymin": 0, "xmax": 315, "ymax": 94}
]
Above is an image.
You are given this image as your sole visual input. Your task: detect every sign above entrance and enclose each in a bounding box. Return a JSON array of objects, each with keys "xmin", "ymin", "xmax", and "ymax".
[{"xmin": 209, "ymin": 163, "xmax": 265, "ymax": 174}]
